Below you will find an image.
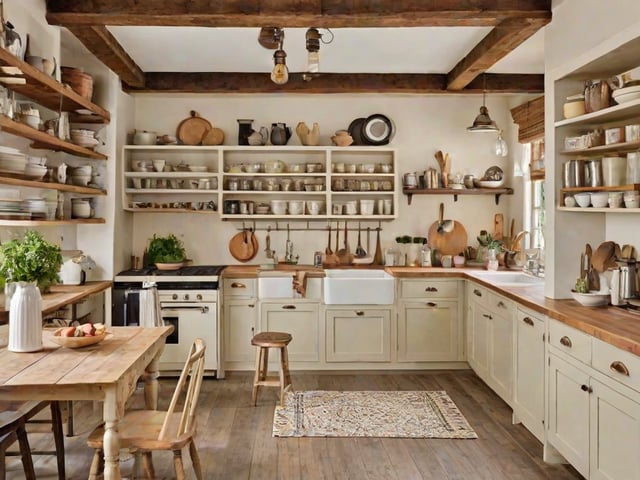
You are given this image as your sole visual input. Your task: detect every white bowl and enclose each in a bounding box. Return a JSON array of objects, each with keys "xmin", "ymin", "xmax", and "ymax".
[
  {"xmin": 574, "ymin": 193, "xmax": 591, "ymax": 208},
  {"xmin": 591, "ymin": 191, "xmax": 609, "ymax": 208},
  {"xmin": 23, "ymin": 164, "xmax": 47, "ymax": 180},
  {"xmin": 287, "ymin": 200, "xmax": 305, "ymax": 215},
  {"xmin": 571, "ymin": 290, "xmax": 610, "ymax": 307},
  {"xmin": 71, "ymin": 175, "xmax": 91, "ymax": 186},
  {"xmin": 270, "ymin": 200, "xmax": 287, "ymax": 215}
]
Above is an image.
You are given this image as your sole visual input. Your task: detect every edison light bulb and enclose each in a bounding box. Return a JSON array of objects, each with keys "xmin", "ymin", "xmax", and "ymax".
[
  {"xmin": 271, "ymin": 63, "xmax": 289, "ymax": 85},
  {"xmin": 307, "ymin": 51, "xmax": 319, "ymax": 73}
]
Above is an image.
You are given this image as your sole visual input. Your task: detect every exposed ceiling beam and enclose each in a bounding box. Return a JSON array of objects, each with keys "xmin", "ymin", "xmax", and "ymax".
[
  {"xmin": 446, "ymin": 16, "xmax": 550, "ymax": 90},
  {"xmin": 46, "ymin": 0, "xmax": 551, "ymax": 28},
  {"xmin": 64, "ymin": 25, "xmax": 145, "ymax": 88},
  {"xmin": 126, "ymin": 72, "xmax": 543, "ymax": 94}
]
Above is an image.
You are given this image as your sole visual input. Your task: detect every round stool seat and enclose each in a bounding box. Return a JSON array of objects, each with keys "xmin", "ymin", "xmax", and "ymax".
[{"xmin": 251, "ymin": 331, "xmax": 292, "ymax": 347}]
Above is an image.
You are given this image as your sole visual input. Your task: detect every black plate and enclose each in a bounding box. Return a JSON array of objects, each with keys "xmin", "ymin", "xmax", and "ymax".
[
  {"xmin": 348, "ymin": 117, "xmax": 366, "ymax": 145},
  {"xmin": 362, "ymin": 114, "xmax": 394, "ymax": 145}
]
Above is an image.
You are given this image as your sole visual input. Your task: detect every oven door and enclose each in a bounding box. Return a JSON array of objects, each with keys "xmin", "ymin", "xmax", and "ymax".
[{"xmin": 159, "ymin": 302, "xmax": 217, "ymax": 375}]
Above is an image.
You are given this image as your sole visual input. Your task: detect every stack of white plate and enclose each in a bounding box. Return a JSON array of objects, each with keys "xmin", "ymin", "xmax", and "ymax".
[
  {"xmin": 0, "ymin": 150, "xmax": 27, "ymax": 174},
  {"xmin": 22, "ymin": 198, "xmax": 47, "ymax": 219},
  {"xmin": 70, "ymin": 129, "xmax": 99, "ymax": 148},
  {"xmin": 0, "ymin": 198, "xmax": 25, "ymax": 219},
  {"xmin": 612, "ymin": 85, "xmax": 640, "ymax": 104}
]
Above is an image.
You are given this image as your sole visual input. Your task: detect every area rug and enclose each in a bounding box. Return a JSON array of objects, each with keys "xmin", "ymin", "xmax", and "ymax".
[{"xmin": 272, "ymin": 390, "xmax": 477, "ymax": 439}]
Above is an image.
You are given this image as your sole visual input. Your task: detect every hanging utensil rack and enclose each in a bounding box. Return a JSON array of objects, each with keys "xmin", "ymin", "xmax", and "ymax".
[{"xmin": 234, "ymin": 220, "xmax": 384, "ymax": 232}]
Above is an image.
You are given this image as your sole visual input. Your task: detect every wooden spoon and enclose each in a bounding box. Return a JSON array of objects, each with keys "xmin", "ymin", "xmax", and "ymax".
[{"xmin": 592, "ymin": 241, "xmax": 616, "ymax": 272}]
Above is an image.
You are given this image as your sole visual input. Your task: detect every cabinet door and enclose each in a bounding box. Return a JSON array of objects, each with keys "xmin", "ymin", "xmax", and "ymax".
[
  {"xmin": 468, "ymin": 300, "xmax": 491, "ymax": 380},
  {"xmin": 326, "ymin": 308, "xmax": 391, "ymax": 362},
  {"xmin": 547, "ymin": 353, "xmax": 590, "ymax": 478},
  {"xmin": 398, "ymin": 300, "xmax": 459, "ymax": 362},
  {"xmin": 260, "ymin": 302, "xmax": 320, "ymax": 362},
  {"xmin": 514, "ymin": 309, "xmax": 545, "ymax": 441},
  {"xmin": 590, "ymin": 378, "xmax": 640, "ymax": 480},
  {"xmin": 223, "ymin": 299, "xmax": 257, "ymax": 364},
  {"xmin": 489, "ymin": 310, "xmax": 514, "ymax": 405}
]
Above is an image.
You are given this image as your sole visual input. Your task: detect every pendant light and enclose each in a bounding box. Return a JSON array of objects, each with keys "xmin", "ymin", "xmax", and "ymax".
[
  {"xmin": 467, "ymin": 75, "xmax": 499, "ymax": 133},
  {"xmin": 494, "ymin": 130, "xmax": 508, "ymax": 157}
]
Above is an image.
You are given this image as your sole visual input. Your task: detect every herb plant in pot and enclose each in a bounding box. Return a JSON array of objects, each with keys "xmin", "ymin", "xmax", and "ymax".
[
  {"xmin": 0, "ymin": 230, "xmax": 63, "ymax": 352},
  {"xmin": 146, "ymin": 234, "xmax": 186, "ymax": 270}
]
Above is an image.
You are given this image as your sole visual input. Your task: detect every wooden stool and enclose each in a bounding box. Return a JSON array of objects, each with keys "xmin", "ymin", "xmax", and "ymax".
[{"xmin": 251, "ymin": 332, "xmax": 293, "ymax": 406}]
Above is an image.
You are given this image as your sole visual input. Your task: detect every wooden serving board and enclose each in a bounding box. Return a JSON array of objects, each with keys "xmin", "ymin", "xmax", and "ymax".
[{"xmin": 176, "ymin": 110, "xmax": 212, "ymax": 145}]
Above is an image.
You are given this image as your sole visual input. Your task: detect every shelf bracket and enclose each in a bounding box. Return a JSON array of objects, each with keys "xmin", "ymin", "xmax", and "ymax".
[
  {"xmin": 494, "ymin": 193, "xmax": 502, "ymax": 205},
  {"xmin": 406, "ymin": 192, "xmax": 413, "ymax": 205},
  {"xmin": 453, "ymin": 194, "xmax": 459, "ymax": 202}
]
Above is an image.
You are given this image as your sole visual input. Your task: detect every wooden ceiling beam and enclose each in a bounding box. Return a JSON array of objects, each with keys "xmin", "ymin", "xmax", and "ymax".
[
  {"xmin": 65, "ymin": 25, "xmax": 145, "ymax": 88},
  {"xmin": 46, "ymin": 0, "xmax": 551, "ymax": 28},
  {"xmin": 125, "ymin": 72, "xmax": 543, "ymax": 94},
  {"xmin": 446, "ymin": 16, "xmax": 550, "ymax": 90}
]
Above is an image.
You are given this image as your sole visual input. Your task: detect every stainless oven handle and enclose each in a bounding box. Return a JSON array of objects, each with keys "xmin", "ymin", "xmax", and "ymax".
[{"xmin": 161, "ymin": 306, "xmax": 210, "ymax": 314}]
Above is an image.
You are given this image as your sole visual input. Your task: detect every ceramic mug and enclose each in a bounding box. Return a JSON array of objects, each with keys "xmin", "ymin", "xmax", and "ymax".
[{"xmin": 441, "ymin": 255, "xmax": 453, "ymax": 268}]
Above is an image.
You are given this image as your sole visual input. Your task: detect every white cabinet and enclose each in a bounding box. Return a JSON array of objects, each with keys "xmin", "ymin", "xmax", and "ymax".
[
  {"xmin": 466, "ymin": 283, "xmax": 514, "ymax": 405},
  {"xmin": 222, "ymin": 278, "xmax": 257, "ymax": 370},
  {"xmin": 547, "ymin": 319, "xmax": 640, "ymax": 480},
  {"xmin": 260, "ymin": 301, "xmax": 320, "ymax": 363},
  {"xmin": 325, "ymin": 307, "xmax": 391, "ymax": 362},
  {"xmin": 397, "ymin": 279, "xmax": 462, "ymax": 362},
  {"xmin": 513, "ymin": 307, "xmax": 545, "ymax": 442}
]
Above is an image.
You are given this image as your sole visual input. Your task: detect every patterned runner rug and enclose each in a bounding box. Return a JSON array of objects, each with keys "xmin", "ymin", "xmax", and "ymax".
[{"xmin": 273, "ymin": 390, "xmax": 477, "ymax": 439}]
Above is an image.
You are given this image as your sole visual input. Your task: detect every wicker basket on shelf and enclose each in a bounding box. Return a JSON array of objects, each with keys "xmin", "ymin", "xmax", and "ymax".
[{"xmin": 61, "ymin": 67, "xmax": 93, "ymax": 101}]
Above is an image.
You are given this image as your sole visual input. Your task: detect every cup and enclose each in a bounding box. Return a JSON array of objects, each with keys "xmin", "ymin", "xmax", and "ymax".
[
  {"xmin": 376, "ymin": 199, "xmax": 384, "ymax": 215},
  {"xmin": 152, "ymin": 159, "xmax": 165, "ymax": 172},
  {"xmin": 198, "ymin": 178, "xmax": 210, "ymax": 190},
  {"xmin": 441, "ymin": 255, "xmax": 453, "ymax": 268},
  {"xmin": 239, "ymin": 201, "xmax": 248, "ymax": 214},
  {"xmin": 383, "ymin": 199, "xmax": 392, "ymax": 215}
]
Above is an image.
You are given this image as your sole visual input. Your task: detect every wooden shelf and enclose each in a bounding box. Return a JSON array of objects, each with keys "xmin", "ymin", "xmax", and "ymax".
[
  {"xmin": 402, "ymin": 187, "xmax": 514, "ymax": 205},
  {"xmin": 560, "ymin": 140, "xmax": 640, "ymax": 157},
  {"xmin": 557, "ymin": 207, "xmax": 640, "ymax": 213},
  {"xmin": 124, "ymin": 208, "xmax": 217, "ymax": 214},
  {"xmin": 0, "ymin": 116, "xmax": 107, "ymax": 159},
  {"xmin": 530, "ymin": 169, "xmax": 545, "ymax": 181},
  {"xmin": 560, "ymin": 184, "xmax": 640, "ymax": 194},
  {"xmin": 0, "ymin": 218, "xmax": 106, "ymax": 226},
  {"xmin": 0, "ymin": 176, "xmax": 106, "ymax": 195},
  {"xmin": 555, "ymin": 97, "xmax": 640, "ymax": 128},
  {"xmin": 0, "ymin": 49, "xmax": 109, "ymax": 122}
]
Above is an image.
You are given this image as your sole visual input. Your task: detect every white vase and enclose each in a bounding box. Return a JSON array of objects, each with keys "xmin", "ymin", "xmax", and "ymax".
[{"xmin": 8, "ymin": 282, "xmax": 43, "ymax": 352}]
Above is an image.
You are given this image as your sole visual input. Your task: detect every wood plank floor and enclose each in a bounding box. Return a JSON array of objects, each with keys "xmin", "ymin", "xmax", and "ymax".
[{"xmin": 5, "ymin": 370, "xmax": 583, "ymax": 479}]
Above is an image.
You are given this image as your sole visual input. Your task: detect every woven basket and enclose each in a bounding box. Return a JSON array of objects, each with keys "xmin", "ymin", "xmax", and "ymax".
[{"xmin": 61, "ymin": 67, "xmax": 93, "ymax": 101}]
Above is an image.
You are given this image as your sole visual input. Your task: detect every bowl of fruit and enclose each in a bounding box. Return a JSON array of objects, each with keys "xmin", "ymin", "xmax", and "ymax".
[{"xmin": 51, "ymin": 322, "xmax": 108, "ymax": 348}]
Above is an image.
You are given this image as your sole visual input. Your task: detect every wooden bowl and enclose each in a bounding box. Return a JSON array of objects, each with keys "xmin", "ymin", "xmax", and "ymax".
[{"xmin": 51, "ymin": 329, "xmax": 107, "ymax": 348}]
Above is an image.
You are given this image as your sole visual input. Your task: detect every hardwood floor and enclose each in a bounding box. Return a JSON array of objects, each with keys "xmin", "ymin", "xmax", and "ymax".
[{"xmin": 5, "ymin": 370, "xmax": 583, "ymax": 479}]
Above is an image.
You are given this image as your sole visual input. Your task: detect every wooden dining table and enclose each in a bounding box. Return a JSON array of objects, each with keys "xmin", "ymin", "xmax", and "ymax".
[{"xmin": 0, "ymin": 325, "xmax": 173, "ymax": 480}]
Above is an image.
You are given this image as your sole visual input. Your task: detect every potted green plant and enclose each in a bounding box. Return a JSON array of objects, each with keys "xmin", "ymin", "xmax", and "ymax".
[
  {"xmin": 146, "ymin": 234, "xmax": 186, "ymax": 268},
  {"xmin": 0, "ymin": 230, "xmax": 63, "ymax": 292}
]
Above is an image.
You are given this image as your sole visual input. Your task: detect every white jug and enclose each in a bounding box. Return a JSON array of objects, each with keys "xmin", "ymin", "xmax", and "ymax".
[{"xmin": 60, "ymin": 258, "xmax": 84, "ymax": 285}]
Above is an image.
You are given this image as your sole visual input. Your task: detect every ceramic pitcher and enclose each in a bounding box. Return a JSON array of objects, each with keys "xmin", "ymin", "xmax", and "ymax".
[{"xmin": 270, "ymin": 123, "xmax": 292, "ymax": 145}]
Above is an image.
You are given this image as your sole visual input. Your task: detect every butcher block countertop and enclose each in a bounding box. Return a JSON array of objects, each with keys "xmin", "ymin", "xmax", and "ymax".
[{"xmin": 0, "ymin": 281, "xmax": 112, "ymax": 324}]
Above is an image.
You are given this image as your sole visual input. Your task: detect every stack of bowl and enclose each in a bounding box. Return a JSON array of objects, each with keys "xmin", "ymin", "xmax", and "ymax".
[
  {"xmin": 70, "ymin": 129, "xmax": 99, "ymax": 149},
  {"xmin": 70, "ymin": 165, "xmax": 93, "ymax": 186},
  {"xmin": 22, "ymin": 198, "xmax": 47, "ymax": 219},
  {"xmin": 71, "ymin": 198, "xmax": 91, "ymax": 218},
  {"xmin": 23, "ymin": 163, "xmax": 47, "ymax": 180}
]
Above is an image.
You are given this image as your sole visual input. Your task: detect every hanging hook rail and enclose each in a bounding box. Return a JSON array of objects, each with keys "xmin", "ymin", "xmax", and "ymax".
[{"xmin": 233, "ymin": 220, "xmax": 384, "ymax": 232}]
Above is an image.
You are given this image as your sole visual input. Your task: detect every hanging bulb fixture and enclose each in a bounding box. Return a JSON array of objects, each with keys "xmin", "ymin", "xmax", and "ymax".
[
  {"xmin": 271, "ymin": 48, "xmax": 289, "ymax": 85},
  {"xmin": 467, "ymin": 75, "xmax": 499, "ymax": 133},
  {"xmin": 494, "ymin": 130, "xmax": 508, "ymax": 157},
  {"xmin": 305, "ymin": 28, "xmax": 321, "ymax": 74}
]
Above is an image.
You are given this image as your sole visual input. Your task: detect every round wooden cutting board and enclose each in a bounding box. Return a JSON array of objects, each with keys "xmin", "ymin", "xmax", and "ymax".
[
  {"xmin": 176, "ymin": 111, "xmax": 212, "ymax": 145},
  {"xmin": 202, "ymin": 127, "xmax": 224, "ymax": 146},
  {"xmin": 229, "ymin": 230, "xmax": 258, "ymax": 262},
  {"xmin": 427, "ymin": 203, "xmax": 468, "ymax": 256}
]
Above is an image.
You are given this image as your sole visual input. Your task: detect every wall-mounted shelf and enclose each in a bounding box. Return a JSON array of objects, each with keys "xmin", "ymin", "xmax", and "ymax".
[
  {"xmin": 0, "ymin": 49, "xmax": 110, "ymax": 122},
  {"xmin": 0, "ymin": 116, "xmax": 107, "ymax": 160},
  {"xmin": 0, "ymin": 218, "xmax": 106, "ymax": 226},
  {"xmin": 560, "ymin": 184, "xmax": 640, "ymax": 194},
  {"xmin": 557, "ymin": 207, "xmax": 640, "ymax": 213},
  {"xmin": 402, "ymin": 187, "xmax": 514, "ymax": 205},
  {"xmin": 560, "ymin": 140, "xmax": 640, "ymax": 157},
  {"xmin": 0, "ymin": 176, "xmax": 106, "ymax": 195}
]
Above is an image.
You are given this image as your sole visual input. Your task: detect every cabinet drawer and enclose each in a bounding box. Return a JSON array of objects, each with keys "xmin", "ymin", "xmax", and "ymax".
[
  {"xmin": 548, "ymin": 320, "xmax": 591, "ymax": 364},
  {"xmin": 222, "ymin": 278, "xmax": 257, "ymax": 298},
  {"xmin": 593, "ymin": 338, "xmax": 640, "ymax": 392},
  {"xmin": 488, "ymin": 291, "xmax": 515, "ymax": 317},
  {"xmin": 400, "ymin": 279, "xmax": 458, "ymax": 299},
  {"xmin": 468, "ymin": 282, "xmax": 490, "ymax": 308}
]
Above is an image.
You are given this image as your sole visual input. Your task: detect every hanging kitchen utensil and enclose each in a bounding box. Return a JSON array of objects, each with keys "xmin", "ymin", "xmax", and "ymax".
[
  {"xmin": 324, "ymin": 224, "xmax": 338, "ymax": 265},
  {"xmin": 176, "ymin": 110, "xmax": 213, "ymax": 145},
  {"xmin": 367, "ymin": 227, "xmax": 371, "ymax": 254},
  {"xmin": 336, "ymin": 222, "xmax": 353, "ymax": 264},
  {"xmin": 493, "ymin": 213, "xmax": 504, "ymax": 240},
  {"xmin": 355, "ymin": 222, "xmax": 366, "ymax": 257},
  {"xmin": 435, "ymin": 203, "xmax": 454, "ymax": 233},
  {"xmin": 373, "ymin": 227, "xmax": 383, "ymax": 265},
  {"xmin": 265, "ymin": 225, "xmax": 274, "ymax": 259},
  {"xmin": 427, "ymin": 204, "xmax": 468, "ymax": 256},
  {"xmin": 248, "ymin": 228, "xmax": 259, "ymax": 261}
]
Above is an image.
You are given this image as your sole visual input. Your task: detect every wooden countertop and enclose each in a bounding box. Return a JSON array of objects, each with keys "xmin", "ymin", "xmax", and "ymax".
[
  {"xmin": 0, "ymin": 281, "xmax": 112, "ymax": 323},
  {"xmin": 222, "ymin": 264, "xmax": 327, "ymax": 279}
]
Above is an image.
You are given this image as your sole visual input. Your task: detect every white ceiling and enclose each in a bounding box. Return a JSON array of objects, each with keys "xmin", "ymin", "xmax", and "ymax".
[{"xmin": 106, "ymin": 26, "xmax": 545, "ymax": 75}]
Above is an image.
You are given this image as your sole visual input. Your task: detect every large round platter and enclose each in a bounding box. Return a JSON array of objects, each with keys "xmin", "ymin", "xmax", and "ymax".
[
  {"xmin": 348, "ymin": 117, "xmax": 366, "ymax": 145},
  {"xmin": 51, "ymin": 329, "xmax": 107, "ymax": 348},
  {"xmin": 362, "ymin": 114, "xmax": 394, "ymax": 145}
]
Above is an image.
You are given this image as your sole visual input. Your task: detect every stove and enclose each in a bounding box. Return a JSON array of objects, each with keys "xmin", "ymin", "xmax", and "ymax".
[{"xmin": 112, "ymin": 264, "xmax": 227, "ymax": 378}]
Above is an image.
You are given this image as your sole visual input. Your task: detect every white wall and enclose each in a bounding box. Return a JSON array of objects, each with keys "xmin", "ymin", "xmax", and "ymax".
[{"xmin": 127, "ymin": 93, "xmax": 522, "ymax": 266}]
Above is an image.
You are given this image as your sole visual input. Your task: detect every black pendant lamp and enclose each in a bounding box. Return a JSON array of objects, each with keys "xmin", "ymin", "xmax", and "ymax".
[{"xmin": 467, "ymin": 75, "xmax": 499, "ymax": 133}]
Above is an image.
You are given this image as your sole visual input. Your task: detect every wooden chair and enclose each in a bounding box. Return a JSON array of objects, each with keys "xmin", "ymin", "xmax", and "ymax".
[
  {"xmin": 0, "ymin": 401, "xmax": 65, "ymax": 480},
  {"xmin": 0, "ymin": 410, "xmax": 35, "ymax": 480},
  {"xmin": 87, "ymin": 338, "xmax": 206, "ymax": 480}
]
